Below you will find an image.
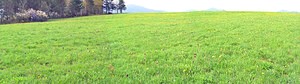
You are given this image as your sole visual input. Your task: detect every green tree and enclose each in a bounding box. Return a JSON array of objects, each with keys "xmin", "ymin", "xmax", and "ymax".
[
  {"xmin": 82, "ymin": 0, "xmax": 95, "ymax": 15},
  {"xmin": 69, "ymin": 0, "xmax": 83, "ymax": 16},
  {"xmin": 94, "ymin": 0, "xmax": 103, "ymax": 14},
  {"xmin": 118, "ymin": 0, "xmax": 126, "ymax": 13}
]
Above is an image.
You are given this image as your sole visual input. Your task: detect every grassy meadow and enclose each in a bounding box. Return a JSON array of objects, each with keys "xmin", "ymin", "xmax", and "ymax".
[{"xmin": 0, "ymin": 12, "xmax": 300, "ymax": 83}]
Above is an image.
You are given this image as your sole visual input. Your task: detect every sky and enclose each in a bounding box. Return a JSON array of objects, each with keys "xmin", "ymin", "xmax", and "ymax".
[{"xmin": 125, "ymin": 0, "xmax": 300, "ymax": 12}]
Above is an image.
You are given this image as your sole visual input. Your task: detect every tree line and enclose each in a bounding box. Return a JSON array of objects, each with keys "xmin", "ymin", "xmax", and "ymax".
[
  {"xmin": 103, "ymin": 0, "xmax": 126, "ymax": 14},
  {"xmin": 0, "ymin": 0, "xmax": 126, "ymax": 24}
]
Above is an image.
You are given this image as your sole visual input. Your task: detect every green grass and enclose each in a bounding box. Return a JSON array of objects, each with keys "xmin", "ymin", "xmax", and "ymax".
[{"xmin": 0, "ymin": 12, "xmax": 300, "ymax": 83}]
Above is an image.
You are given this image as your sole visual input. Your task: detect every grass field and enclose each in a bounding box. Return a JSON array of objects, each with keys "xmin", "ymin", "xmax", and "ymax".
[{"xmin": 0, "ymin": 12, "xmax": 300, "ymax": 83}]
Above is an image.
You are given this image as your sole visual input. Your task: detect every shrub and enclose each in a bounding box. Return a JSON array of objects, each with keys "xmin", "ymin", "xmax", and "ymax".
[
  {"xmin": 28, "ymin": 9, "xmax": 48, "ymax": 22},
  {"xmin": 1, "ymin": 15, "xmax": 17, "ymax": 24},
  {"xmin": 16, "ymin": 12, "xmax": 30, "ymax": 22},
  {"xmin": 0, "ymin": 9, "xmax": 18, "ymax": 24},
  {"xmin": 47, "ymin": 12, "xmax": 60, "ymax": 18},
  {"xmin": 16, "ymin": 9, "xmax": 48, "ymax": 22}
]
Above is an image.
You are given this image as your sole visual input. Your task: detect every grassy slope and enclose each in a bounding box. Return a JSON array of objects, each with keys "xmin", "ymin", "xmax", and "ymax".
[{"xmin": 0, "ymin": 12, "xmax": 299, "ymax": 83}]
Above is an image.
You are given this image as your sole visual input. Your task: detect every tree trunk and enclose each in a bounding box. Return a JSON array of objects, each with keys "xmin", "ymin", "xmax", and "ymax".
[{"xmin": 106, "ymin": 7, "xmax": 109, "ymax": 14}]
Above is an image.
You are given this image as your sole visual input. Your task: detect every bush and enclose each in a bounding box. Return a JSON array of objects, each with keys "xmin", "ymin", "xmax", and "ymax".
[
  {"xmin": 0, "ymin": 9, "xmax": 17, "ymax": 24},
  {"xmin": 1, "ymin": 8, "xmax": 49, "ymax": 24},
  {"xmin": 47, "ymin": 12, "xmax": 60, "ymax": 18},
  {"xmin": 0, "ymin": 15, "xmax": 17, "ymax": 24},
  {"xmin": 16, "ymin": 9, "xmax": 48, "ymax": 22},
  {"xmin": 16, "ymin": 12, "xmax": 30, "ymax": 22}
]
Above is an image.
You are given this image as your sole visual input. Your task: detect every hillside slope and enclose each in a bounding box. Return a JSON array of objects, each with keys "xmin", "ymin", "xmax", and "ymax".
[{"xmin": 0, "ymin": 12, "xmax": 300, "ymax": 83}]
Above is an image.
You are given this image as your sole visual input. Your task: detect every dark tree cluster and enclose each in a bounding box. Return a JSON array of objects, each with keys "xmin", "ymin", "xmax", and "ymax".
[
  {"xmin": 0, "ymin": 0, "xmax": 126, "ymax": 24},
  {"xmin": 103, "ymin": 0, "xmax": 126, "ymax": 14}
]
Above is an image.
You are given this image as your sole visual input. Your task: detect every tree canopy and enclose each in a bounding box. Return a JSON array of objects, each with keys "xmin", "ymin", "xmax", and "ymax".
[{"xmin": 0, "ymin": 0, "xmax": 126, "ymax": 24}]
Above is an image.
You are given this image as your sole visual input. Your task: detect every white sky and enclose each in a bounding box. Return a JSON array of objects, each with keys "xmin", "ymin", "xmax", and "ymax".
[{"xmin": 125, "ymin": 0, "xmax": 300, "ymax": 12}]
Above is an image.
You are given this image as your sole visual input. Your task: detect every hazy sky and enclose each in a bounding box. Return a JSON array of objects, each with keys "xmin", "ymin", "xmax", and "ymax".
[{"xmin": 125, "ymin": 0, "xmax": 300, "ymax": 12}]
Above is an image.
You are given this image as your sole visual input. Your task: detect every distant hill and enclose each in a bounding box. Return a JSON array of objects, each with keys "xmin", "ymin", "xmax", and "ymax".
[
  {"xmin": 279, "ymin": 10, "xmax": 299, "ymax": 13},
  {"xmin": 204, "ymin": 8, "xmax": 225, "ymax": 11},
  {"xmin": 125, "ymin": 4, "xmax": 164, "ymax": 13}
]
